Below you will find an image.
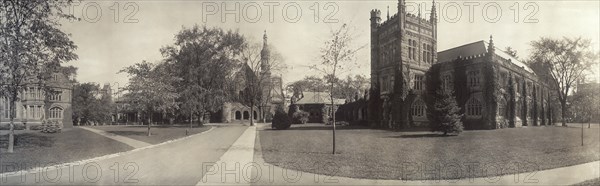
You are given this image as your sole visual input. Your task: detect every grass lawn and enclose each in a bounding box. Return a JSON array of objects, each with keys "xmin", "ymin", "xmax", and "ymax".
[
  {"xmin": 90, "ymin": 125, "xmax": 212, "ymax": 144},
  {"xmin": 259, "ymin": 123, "xmax": 600, "ymax": 180},
  {"xmin": 0, "ymin": 128, "xmax": 133, "ymax": 173}
]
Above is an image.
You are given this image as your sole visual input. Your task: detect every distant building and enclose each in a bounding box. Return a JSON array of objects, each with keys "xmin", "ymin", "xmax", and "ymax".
[
  {"xmin": 290, "ymin": 91, "xmax": 345, "ymax": 123},
  {"xmin": 0, "ymin": 72, "xmax": 74, "ymax": 128},
  {"xmin": 214, "ymin": 31, "xmax": 285, "ymax": 123}
]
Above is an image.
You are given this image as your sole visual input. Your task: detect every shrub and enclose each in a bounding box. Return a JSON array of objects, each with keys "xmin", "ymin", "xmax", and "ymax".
[
  {"xmin": 292, "ymin": 110, "xmax": 309, "ymax": 124},
  {"xmin": 427, "ymin": 89, "xmax": 464, "ymax": 135},
  {"xmin": 271, "ymin": 107, "xmax": 291, "ymax": 130}
]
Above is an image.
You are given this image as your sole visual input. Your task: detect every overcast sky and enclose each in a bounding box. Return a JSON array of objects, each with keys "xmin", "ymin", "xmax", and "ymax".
[{"xmin": 60, "ymin": 0, "xmax": 600, "ymax": 90}]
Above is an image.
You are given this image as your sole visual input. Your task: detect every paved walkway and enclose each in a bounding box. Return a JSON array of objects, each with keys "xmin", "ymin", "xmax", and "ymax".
[
  {"xmin": 197, "ymin": 126, "xmax": 256, "ymax": 185},
  {"xmin": 80, "ymin": 126, "xmax": 152, "ymax": 148},
  {"xmin": 1, "ymin": 125, "xmax": 246, "ymax": 185}
]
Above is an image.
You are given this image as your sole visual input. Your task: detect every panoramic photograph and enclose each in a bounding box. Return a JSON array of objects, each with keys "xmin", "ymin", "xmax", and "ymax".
[{"xmin": 0, "ymin": 0, "xmax": 599, "ymax": 185}]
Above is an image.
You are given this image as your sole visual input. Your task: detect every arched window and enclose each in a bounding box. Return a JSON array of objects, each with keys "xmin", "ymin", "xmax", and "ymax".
[
  {"xmin": 243, "ymin": 111, "xmax": 249, "ymax": 120},
  {"xmin": 466, "ymin": 97, "xmax": 483, "ymax": 117},
  {"xmin": 411, "ymin": 99, "xmax": 426, "ymax": 117},
  {"xmin": 235, "ymin": 111, "xmax": 241, "ymax": 120},
  {"xmin": 49, "ymin": 107, "xmax": 63, "ymax": 119},
  {"xmin": 498, "ymin": 98, "xmax": 508, "ymax": 118}
]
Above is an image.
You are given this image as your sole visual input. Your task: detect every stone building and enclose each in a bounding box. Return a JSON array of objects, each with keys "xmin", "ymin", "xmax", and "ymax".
[
  {"xmin": 215, "ymin": 31, "xmax": 285, "ymax": 123},
  {"xmin": 0, "ymin": 72, "xmax": 74, "ymax": 129},
  {"xmin": 367, "ymin": 0, "xmax": 438, "ymax": 129},
  {"xmin": 290, "ymin": 92, "xmax": 345, "ymax": 123},
  {"xmin": 431, "ymin": 39, "xmax": 553, "ymax": 129},
  {"xmin": 351, "ymin": 0, "xmax": 554, "ymax": 130}
]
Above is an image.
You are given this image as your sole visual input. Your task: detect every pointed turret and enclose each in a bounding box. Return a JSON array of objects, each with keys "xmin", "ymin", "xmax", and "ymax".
[
  {"xmin": 488, "ymin": 35, "xmax": 495, "ymax": 55},
  {"xmin": 261, "ymin": 30, "xmax": 271, "ymax": 75},
  {"xmin": 387, "ymin": 6, "xmax": 390, "ymax": 20}
]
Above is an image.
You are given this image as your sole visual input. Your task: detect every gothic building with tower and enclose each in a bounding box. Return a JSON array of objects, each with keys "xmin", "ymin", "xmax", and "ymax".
[
  {"xmin": 356, "ymin": 0, "xmax": 554, "ymax": 130},
  {"xmin": 214, "ymin": 31, "xmax": 284, "ymax": 123},
  {"xmin": 0, "ymin": 72, "xmax": 74, "ymax": 129}
]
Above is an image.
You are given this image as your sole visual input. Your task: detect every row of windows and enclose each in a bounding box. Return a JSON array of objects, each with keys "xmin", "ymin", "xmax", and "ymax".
[
  {"xmin": 1, "ymin": 98, "xmax": 63, "ymax": 119},
  {"xmin": 407, "ymin": 39, "xmax": 434, "ymax": 64},
  {"xmin": 22, "ymin": 87, "xmax": 63, "ymax": 101},
  {"xmin": 410, "ymin": 97, "xmax": 483, "ymax": 118},
  {"xmin": 413, "ymin": 74, "xmax": 424, "ymax": 90}
]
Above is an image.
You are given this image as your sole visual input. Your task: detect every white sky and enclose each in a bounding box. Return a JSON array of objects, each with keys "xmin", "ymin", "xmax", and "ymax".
[{"xmin": 60, "ymin": 0, "xmax": 600, "ymax": 89}]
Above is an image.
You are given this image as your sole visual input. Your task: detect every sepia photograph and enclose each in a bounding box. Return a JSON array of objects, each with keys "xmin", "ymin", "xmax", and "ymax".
[{"xmin": 0, "ymin": 0, "xmax": 599, "ymax": 185}]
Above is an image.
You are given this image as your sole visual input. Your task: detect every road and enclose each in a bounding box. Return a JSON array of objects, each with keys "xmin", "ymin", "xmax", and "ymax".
[{"xmin": 1, "ymin": 125, "xmax": 248, "ymax": 185}]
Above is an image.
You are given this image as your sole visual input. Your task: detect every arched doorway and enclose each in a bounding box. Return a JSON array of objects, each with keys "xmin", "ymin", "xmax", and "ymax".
[
  {"xmin": 235, "ymin": 111, "xmax": 241, "ymax": 120},
  {"xmin": 253, "ymin": 111, "xmax": 258, "ymax": 120},
  {"xmin": 243, "ymin": 111, "xmax": 249, "ymax": 120}
]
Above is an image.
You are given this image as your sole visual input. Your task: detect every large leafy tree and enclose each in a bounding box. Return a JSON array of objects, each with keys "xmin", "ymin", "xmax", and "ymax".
[
  {"xmin": 569, "ymin": 81, "xmax": 600, "ymax": 127},
  {"xmin": 72, "ymin": 83, "xmax": 113, "ymax": 126},
  {"xmin": 120, "ymin": 61, "xmax": 178, "ymax": 136},
  {"xmin": 529, "ymin": 37, "xmax": 598, "ymax": 126},
  {"xmin": 0, "ymin": 1, "xmax": 78, "ymax": 153},
  {"xmin": 160, "ymin": 25, "xmax": 245, "ymax": 127},
  {"xmin": 286, "ymin": 76, "xmax": 328, "ymax": 100}
]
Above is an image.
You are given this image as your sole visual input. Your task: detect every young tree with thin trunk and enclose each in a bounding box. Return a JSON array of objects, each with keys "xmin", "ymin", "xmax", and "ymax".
[
  {"xmin": 312, "ymin": 23, "xmax": 365, "ymax": 154},
  {"xmin": 529, "ymin": 37, "xmax": 598, "ymax": 126},
  {"xmin": 0, "ymin": 1, "xmax": 78, "ymax": 153}
]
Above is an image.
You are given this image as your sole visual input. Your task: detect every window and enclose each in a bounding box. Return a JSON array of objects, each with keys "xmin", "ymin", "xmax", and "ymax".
[
  {"xmin": 442, "ymin": 74, "xmax": 452, "ymax": 91},
  {"xmin": 50, "ymin": 91, "xmax": 62, "ymax": 101},
  {"xmin": 468, "ymin": 70, "xmax": 481, "ymax": 87},
  {"xmin": 408, "ymin": 39, "xmax": 413, "ymax": 60},
  {"xmin": 2, "ymin": 98, "xmax": 9, "ymax": 119},
  {"xmin": 466, "ymin": 98, "xmax": 483, "ymax": 117},
  {"xmin": 498, "ymin": 99, "xmax": 507, "ymax": 118},
  {"xmin": 37, "ymin": 106, "xmax": 43, "ymax": 119},
  {"xmin": 49, "ymin": 107, "xmax": 63, "ymax": 119},
  {"xmin": 413, "ymin": 74, "xmax": 424, "ymax": 90},
  {"xmin": 411, "ymin": 99, "xmax": 426, "ymax": 117}
]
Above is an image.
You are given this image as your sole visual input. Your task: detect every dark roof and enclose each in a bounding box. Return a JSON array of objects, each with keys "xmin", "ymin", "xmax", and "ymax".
[
  {"xmin": 295, "ymin": 91, "xmax": 345, "ymax": 105},
  {"xmin": 437, "ymin": 40, "xmax": 533, "ymax": 73}
]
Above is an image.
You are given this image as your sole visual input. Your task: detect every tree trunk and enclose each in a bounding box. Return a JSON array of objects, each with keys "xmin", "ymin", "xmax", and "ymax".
[
  {"xmin": 8, "ymin": 96, "xmax": 17, "ymax": 153},
  {"xmin": 250, "ymin": 101, "xmax": 255, "ymax": 126},
  {"xmin": 147, "ymin": 112, "xmax": 151, "ymax": 136},
  {"xmin": 190, "ymin": 111, "xmax": 193, "ymax": 129},
  {"xmin": 331, "ymin": 97, "xmax": 336, "ymax": 155},
  {"xmin": 561, "ymin": 100, "xmax": 567, "ymax": 126}
]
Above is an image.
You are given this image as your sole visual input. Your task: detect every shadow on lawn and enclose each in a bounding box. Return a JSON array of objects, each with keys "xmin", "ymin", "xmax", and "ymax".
[
  {"xmin": 270, "ymin": 125, "xmax": 370, "ymax": 131},
  {"xmin": 385, "ymin": 133, "xmax": 452, "ymax": 138},
  {"xmin": 106, "ymin": 131, "xmax": 148, "ymax": 136},
  {"xmin": 0, "ymin": 133, "xmax": 54, "ymax": 148}
]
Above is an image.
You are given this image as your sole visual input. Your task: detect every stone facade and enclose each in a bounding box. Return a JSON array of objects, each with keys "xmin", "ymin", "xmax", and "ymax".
[
  {"xmin": 0, "ymin": 72, "xmax": 74, "ymax": 129},
  {"xmin": 354, "ymin": 0, "xmax": 554, "ymax": 130},
  {"xmin": 367, "ymin": 0, "xmax": 438, "ymax": 129}
]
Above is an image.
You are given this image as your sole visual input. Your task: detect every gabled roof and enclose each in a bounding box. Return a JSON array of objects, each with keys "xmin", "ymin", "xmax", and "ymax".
[
  {"xmin": 437, "ymin": 40, "xmax": 534, "ymax": 73},
  {"xmin": 295, "ymin": 91, "xmax": 345, "ymax": 105}
]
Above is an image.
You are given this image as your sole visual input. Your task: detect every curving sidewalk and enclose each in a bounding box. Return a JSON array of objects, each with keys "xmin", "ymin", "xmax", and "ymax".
[{"xmin": 252, "ymin": 123, "xmax": 600, "ymax": 185}]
